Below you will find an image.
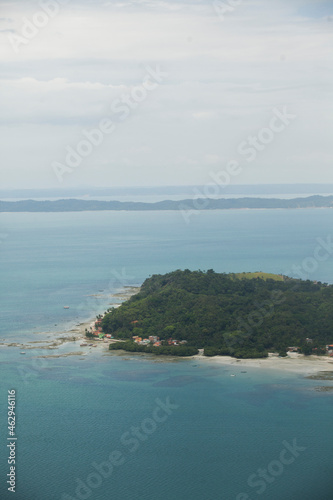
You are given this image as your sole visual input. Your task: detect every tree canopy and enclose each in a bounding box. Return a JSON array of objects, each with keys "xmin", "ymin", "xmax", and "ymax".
[{"xmin": 102, "ymin": 270, "xmax": 333, "ymax": 358}]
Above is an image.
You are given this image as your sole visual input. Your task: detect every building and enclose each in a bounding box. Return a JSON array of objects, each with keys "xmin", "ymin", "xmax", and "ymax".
[
  {"xmin": 149, "ymin": 336, "xmax": 159, "ymax": 343},
  {"xmin": 288, "ymin": 347, "xmax": 299, "ymax": 353}
]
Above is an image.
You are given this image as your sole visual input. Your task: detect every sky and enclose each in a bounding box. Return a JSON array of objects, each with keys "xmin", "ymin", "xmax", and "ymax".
[{"xmin": 0, "ymin": 0, "xmax": 332, "ymax": 189}]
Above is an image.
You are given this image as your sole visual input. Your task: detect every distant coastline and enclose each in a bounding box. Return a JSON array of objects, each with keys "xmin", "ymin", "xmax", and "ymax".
[{"xmin": 1, "ymin": 195, "xmax": 333, "ymax": 212}]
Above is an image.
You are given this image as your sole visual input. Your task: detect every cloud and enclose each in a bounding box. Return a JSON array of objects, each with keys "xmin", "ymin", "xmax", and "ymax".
[{"xmin": 0, "ymin": 0, "xmax": 332, "ymax": 188}]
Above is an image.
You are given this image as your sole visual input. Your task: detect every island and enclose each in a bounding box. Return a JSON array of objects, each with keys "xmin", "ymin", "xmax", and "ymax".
[
  {"xmin": 96, "ymin": 270, "xmax": 333, "ymax": 359},
  {"xmin": 1, "ymin": 195, "xmax": 333, "ymax": 212}
]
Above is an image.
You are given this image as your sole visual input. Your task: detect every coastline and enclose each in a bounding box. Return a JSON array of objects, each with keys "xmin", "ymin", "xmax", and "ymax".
[
  {"xmin": 5, "ymin": 283, "xmax": 333, "ymax": 379},
  {"xmin": 192, "ymin": 351, "xmax": 333, "ymax": 376},
  {"xmin": 49, "ymin": 285, "xmax": 141, "ymax": 349},
  {"xmin": 103, "ymin": 348, "xmax": 333, "ymax": 377},
  {"xmin": 2, "ymin": 286, "xmax": 141, "ymax": 353}
]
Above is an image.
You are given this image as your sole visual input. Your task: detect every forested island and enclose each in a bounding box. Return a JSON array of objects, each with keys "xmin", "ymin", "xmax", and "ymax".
[
  {"xmin": 1, "ymin": 195, "xmax": 333, "ymax": 212},
  {"xmin": 101, "ymin": 270, "xmax": 333, "ymax": 359}
]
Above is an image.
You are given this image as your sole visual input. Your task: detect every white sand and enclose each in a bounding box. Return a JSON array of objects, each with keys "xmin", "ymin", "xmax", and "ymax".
[{"xmin": 193, "ymin": 351, "xmax": 333, "ymax": 375}]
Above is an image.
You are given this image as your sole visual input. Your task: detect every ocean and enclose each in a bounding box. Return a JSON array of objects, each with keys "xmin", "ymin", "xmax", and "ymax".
[{"xmin": 0, "ymin": 208, "xmax": 333, "ymax": 499}]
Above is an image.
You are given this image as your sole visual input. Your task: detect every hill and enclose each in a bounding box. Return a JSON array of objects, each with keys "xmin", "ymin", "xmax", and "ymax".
[
  {"xmin": 102, "ymin": 270, "xmax": 333, "ymax": 358},
  {"xmin": 1, "ymin": 195, "xmax": 333, "ymax": 212}
]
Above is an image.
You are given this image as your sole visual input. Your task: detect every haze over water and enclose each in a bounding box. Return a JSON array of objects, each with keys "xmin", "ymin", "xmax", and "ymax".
[{"xmin": 0, "ymin": 208, "xmax": 332, "ymax": 499}]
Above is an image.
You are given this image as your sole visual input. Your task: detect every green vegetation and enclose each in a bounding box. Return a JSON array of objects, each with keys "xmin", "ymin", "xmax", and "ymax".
[
  {"xmin": 1, "ymin": 195, "xmax": 333, "ymax": 212},
  {"xmin": 102, "ymin": 269, "xmax": 333, "ymax": 359},
  {"xmin": 109, "ymin": 341, "xmax": 198, "ymax": 356}
]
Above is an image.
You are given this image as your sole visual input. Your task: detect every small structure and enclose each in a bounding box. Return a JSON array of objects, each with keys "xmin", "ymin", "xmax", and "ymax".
[
  {"xmin": 149, "ymin": 336, "xmax": 159, "ymax": 343},
  {"xmin": 288, "ymin": 346, "xmax": 299, "ymax": 353}
]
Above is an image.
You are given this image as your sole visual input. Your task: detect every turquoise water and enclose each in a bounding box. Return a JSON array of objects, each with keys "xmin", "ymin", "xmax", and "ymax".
[
  {"xmin": 0, "ymin": 354, "xmax": 332, "ymax": 500},
  {"xmin": 1, "ymin": 209, "xmax": 333, "ymax": 341},
  {"xmin": 0, "ymin": 209, "xmax": 333, "ymax": 499}
]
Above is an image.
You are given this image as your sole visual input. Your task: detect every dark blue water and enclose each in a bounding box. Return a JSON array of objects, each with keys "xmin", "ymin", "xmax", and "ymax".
[{"xmin": 0, "ymin": 209, "xmax": 332, "ymax": 499}]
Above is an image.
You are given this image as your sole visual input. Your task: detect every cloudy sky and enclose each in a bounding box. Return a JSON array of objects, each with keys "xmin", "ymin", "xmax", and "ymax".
[{"xmin": 0, "ymin": 0, "xmax": 332, "ymax": 189}]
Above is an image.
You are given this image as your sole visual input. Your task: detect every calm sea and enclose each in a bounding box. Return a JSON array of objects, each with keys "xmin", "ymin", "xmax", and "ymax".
[{"xmin": 0, "ymin": 209, "xmax": 332, "ymax": 499}]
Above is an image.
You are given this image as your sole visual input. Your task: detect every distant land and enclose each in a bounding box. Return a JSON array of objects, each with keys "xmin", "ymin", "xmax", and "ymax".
[{"xmin": 1, "ymin": 195, "xmax": 333, "ymax": 212}]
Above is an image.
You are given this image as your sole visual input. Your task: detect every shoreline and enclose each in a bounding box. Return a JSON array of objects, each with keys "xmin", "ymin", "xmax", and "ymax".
[
  {"xmin": 191, "ymin": 352, "xmax": 333, "ymax": 376},
  {"xmin": 102, "ymin": 349, "xmax": 333, "ymax": 376},
  {"xmin": 5, "ymin": 283, "xmax": 333, "ymax": 378},
  {"xmin": 98, "ymin": 348, "xmax": 333, "ymax": 377},
  {"xmin": 8, "ymin": 335, "xmax": 333, "ymax": 377},
  {"xmin": 2, "ymin": 286, "xmax": 141, "ymax": 352}
]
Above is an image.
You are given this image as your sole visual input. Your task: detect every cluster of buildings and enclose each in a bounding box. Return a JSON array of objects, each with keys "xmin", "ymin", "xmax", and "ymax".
[
  {"xmin": 133, "ymin": 335, "xmax": 161, "ymax": 346},
  {"xmin": 132, "ymin": 335, "xmax": 188, "ymax": 347},
  {"xmin": 287, "ymin": 342, "xmax": 333, "ymax": 356},
  {"xmin": 87, "ymin": 317, "xmax": 188, "ymax": 348},
  {"xmin": 86, "ymin": 318, "xmax": 113, "ymax": 341}
]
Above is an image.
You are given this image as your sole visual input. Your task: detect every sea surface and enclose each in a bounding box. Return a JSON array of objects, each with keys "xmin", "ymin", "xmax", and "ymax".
[{"xmin": 0, "ymin": 208, "xmax": 333, "ymax": 499}]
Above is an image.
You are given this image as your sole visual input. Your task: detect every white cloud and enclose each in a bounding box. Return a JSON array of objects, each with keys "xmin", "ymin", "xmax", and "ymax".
[{"xmin": 0, "ymin": 0, "xmax": 332, "ymax": 188}]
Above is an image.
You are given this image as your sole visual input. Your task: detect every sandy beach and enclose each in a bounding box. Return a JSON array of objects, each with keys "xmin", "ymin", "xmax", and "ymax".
[{"xmin": 193, "ymin": 351, "xmax": 333, "ymax": 376}]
